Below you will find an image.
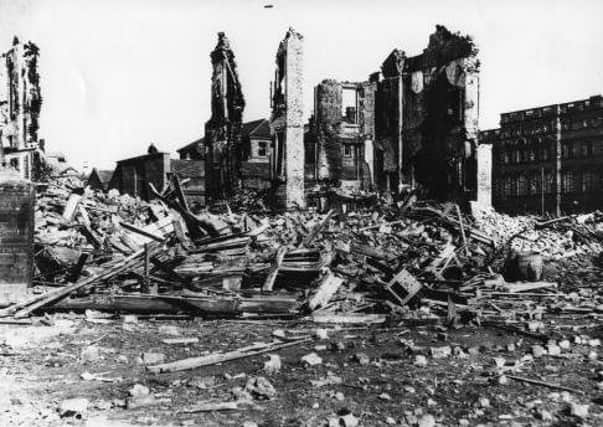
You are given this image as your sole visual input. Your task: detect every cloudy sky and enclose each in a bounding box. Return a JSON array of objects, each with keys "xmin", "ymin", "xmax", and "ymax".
[{"xmin": 1, "ymin": 0, "xmax": 602, "ymax": 171}]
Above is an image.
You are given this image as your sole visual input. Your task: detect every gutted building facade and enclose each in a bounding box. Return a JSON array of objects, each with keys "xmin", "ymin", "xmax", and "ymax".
[
  {"xmin": 270, "ymin": 27, "xmax": 305, "ymax": 209},
  {"xmin": 300, "ymin": 26, "xmax": 482, "ymax": 204},
  {"xmin": 0, "ymin": 37, "xmax": 42, "ymax": 180},
  {"xmin": 204, "ymin": 32, "xmax": 245, "ymax": 200},
  {"xmin": 372, "ymin": 26, "xmax": 480, "ymax": 201},
  {"xmin": 305, "ymin": 79, "xmax": 375, "ymax": 191},
  {"xmin": 482, "ymin": 95, "xmax": 603, "ymax": 215}
]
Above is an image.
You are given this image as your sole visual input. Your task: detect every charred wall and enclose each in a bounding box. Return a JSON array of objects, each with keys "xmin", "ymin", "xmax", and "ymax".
[
  {"xmin": 373, "ymin": 25, "xmax": 480, "ymax": 202},
  {"xmin": 204, "ymin": 32, "xmax": 245, "ymax": 200}
]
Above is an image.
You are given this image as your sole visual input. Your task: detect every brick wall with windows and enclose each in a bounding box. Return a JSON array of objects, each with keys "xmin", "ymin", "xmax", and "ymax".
[{"xmin": 482, "ymin": 95, "xmax": 603, "ymax": 214}]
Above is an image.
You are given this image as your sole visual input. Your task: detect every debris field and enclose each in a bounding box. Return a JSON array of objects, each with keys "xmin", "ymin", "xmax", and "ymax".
[{"xmin": 0, "ymin": 176, "xmax": 602, "ymax": 426}]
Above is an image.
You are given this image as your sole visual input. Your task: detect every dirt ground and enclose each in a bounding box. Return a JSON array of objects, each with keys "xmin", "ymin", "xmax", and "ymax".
[{"xmin": 1, "ymin": 312, "xmax": 601, "ymax": 426}]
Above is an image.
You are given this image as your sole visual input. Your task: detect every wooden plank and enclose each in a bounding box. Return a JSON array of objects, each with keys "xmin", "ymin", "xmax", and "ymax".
[
  {"xmin": 147, "ymin": 338, "xmax": 310, "ymax": 374},
  {"xmin": 262, "ymin": 247, "xmax": 287, "ymax": 292},
  {"xmin": 308, "ymin": 272, "xmax": 344, "ymax": 311},
  {"xmin": 300, "ymin": 210, "xmax": 335, "ymax": 248}
]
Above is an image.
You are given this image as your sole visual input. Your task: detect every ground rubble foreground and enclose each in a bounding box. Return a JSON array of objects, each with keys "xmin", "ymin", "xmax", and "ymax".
[{"xmin": 0, "ymin": 177, "xmax": 602, "ymax": 426}]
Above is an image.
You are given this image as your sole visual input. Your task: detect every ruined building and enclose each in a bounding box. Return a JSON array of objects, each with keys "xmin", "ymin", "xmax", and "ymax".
[
  {"xmin": 270, "ymin": 27, "xmax": 305, "ymax": 209},
  {"xmin": 0, "ymin": 37, "xmax": 42, "ymax": 180},
  {"xmin": 482, "ymin": 95, "xmax": 603, "ymax": 215},
  {"xmin": 204, "ymin": 32, "xmax": 245, "ymax": 200},
  {"xmin": 302, "ymin": 26, "xmax": 482, "ymax": 205},
  {"xmin": 305, "ymin": 79, "xmax": 376, "ymax": 190},
  {"xmin": 372, "ymin": 26, "xmax": 480, "ymax": 201}
]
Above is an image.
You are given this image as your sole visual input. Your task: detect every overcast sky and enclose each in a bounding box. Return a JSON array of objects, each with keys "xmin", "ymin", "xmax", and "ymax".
[{"xmin": 1, "ymin": 0, "xmax": 602, "ymax": 171}]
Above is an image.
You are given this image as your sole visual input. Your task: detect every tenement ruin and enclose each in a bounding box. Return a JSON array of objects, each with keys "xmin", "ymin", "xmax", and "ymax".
[
  {"xmin": 269, "ymin": 27, "xmax": 305, "ymax": 209},
  {"xmin": 0, "ymin": 37, "xmax": 42, "ymax": 180},
  {"xmin": 204, "ymin": 32, "xmax": 245, "ymax": 199}
]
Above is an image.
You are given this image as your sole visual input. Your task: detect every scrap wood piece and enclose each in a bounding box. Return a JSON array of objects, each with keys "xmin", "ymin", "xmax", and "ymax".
[
  {"xmin": 455, "ymin": 204, "xmax": 470, "ymax": 256},
  {"xmin": 162, "ymin": 337, "xmax": 199, "ymax": 345},
  {"xmin": 506, "ymin": 375, "xmax": 584, "ymax": 395},
  {"xmin": 2, "ymin": 244, "xmax": 158, "ymax": 318},
  {"xmin": 262, "ymin": 246, "xmax": 287, "ymax": 292},
  {"xmin": 299, "ymin": 209, "xmax": 335, "ymax": 248},
  {"xmin": 147, "ymin": 337, "xmax": 311, "ymax": 374},
  {"xmin": 311, "ymin": 313, "xmax": 386, "ymax": 324},
  {"xmin": 181, "ymin": 401, "xmax": 245, "ymax": 413},
  {"xmin": 308, "ymin": 272, "xmax": 344, "ymax": 311},
  {"xmin": 120, "ymin": 221, "xmax": 165, "ymax": 242},
  {"xmin": 382, "ymin": 269, "xmax": 423, "ymax": 306},
  {"xmin": 171, "ymin": 173, "xmax": 190, "ymax": 212},
  {"xmin": 62, "ymin": 191, "xmax": 83, "ymax": 222},
  {"xmin": 499, "ymin": 281, "xmax": 557, "ymax": 293},
  {"xmin": 350, "ymin": 243, "xmax": 392, "ymax": 261}
]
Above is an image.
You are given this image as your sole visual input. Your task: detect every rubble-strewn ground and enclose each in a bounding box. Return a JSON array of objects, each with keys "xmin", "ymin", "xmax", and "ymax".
[
  {"xmin": 0, "ymin": 312, "xmax": 602, "ymax": 426},
  {"xmin": 2, "ymin": 179, "xmax": 603, "ymax": 425}
]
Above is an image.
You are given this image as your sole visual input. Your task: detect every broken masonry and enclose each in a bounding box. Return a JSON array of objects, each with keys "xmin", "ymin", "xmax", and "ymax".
[{"xmin": 204, "ymin": 32, "xmax": 245, "ymax": 200}]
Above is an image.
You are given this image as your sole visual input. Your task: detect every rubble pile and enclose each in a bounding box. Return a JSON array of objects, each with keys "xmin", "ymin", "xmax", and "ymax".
[
  {"xmin": 0, "ymin": 177, "xmax": 601, "ymax": 328},
  {"xmin": 472, "ymin": 204, "xmax": 603, "ymax": 261}
]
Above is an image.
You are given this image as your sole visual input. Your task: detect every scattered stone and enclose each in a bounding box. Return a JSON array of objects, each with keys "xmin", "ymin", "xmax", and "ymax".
[
  {"xmin": 418, "ymin": 414, "xmax": 435, "ymax": 427},
  {"xmin": 80, "ymin": 345, "xmax": 101, "ymax": 362},
  {"xmin": 559, "ymin": 339, "xmax": 571, "ymax": 350},
  {"xmin": 245, "ymin": 376, "xmax": 276, "ymax": 400},
  {"xmin": 547, "ymin": 343, "xmax": 561, "ymax": 356},
  {"xmin": 242, "ymin": 422, "xmax": 258, "ymax": 427},
  {"xmin": 379, "ymin": 393, "xmax": 391, "ymax": 401},
  {"xmin": 430, "ymin": 346, "xmax": 451, "ymax": 359},
  {"xmin": 385, "ymin": 416, "xmax": 396, "ymax": 425},
  {"xmin": 414, "ymin": 355, "xmax": 428, "ymax": 367},
  {"xmin": 536, "ymin": 408, "xmax": 553, "ymax": 422},
  {"xmin": 569, "ymin": 403, "xmax": 589, "ymax": 418},
  {"xmin": 532, "ymin": 345, "xmax": 546, "ymax": 358},
  {"xmin": 189, "ymin": 376, "xmax": 216, "ymax": 389},
  {"xmin": 467, "ymin": 346, "xmax": 480, "ymax": 356},
  {"xmin": 334, "ymin": 391, "xmax": 345, "ymax": 401},
  {"xmin": 339, "ymin": 413, "xmax": 359, "ymax": 427},
  {"xmin": 122, "ymin": 314, "xmax": 138, "ymax": 323},
  {"xmin": 453, "ymin": 346, "xmax": 467, "ymax": 358},
  {"xmin": 158, "ymin": 325, "xmax": 181, "ymax": 336},
  {"xmin": 478, "ymin": 397, "xmax": 490, "ymax": 408},
  {"xmin": 141, "ymin": 352, "xmax": 165, "ymax": 365},
  {"xmin": 589, "ymin": 339, "xmax": 601, "ymax": 347},
  {"xmin": 498, "ymin": 375, "xmax": 509, "ymax": 385},
  {"xmin": 315, "ymin": 328, "xmax": 329, "ymax": 340},
  {"xmin": 355, "ymin": 352, "xmax": 370, "ymax": 365},
  {"xmin": 58, "ymin": 398, "xmax": 89, "ymax": 419},
  {"xmin": 588, "ymin": 351, "xmax": 598, "ymax": 361},
  {"xmin": 301, "ymin": 352, "xmax": 323, "ymax": 366},
  {"xmin": 263, "ymin": 354, "xmax": 282, "ymax": 375}
]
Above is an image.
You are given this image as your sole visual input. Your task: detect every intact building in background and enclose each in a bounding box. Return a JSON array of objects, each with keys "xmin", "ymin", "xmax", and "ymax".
[
  {"xmin": 481, "ymin": 95, "xmax": 603, "ymax": 215},
  {"xmin": 0, "ymin": 37, "xmax": 42, "ymax": 180}
]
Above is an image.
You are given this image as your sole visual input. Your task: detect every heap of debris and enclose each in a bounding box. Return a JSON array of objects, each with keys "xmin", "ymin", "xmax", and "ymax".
[{"xmin": 1, "ymin": 178, "xmax": 602, "ymax": 338}]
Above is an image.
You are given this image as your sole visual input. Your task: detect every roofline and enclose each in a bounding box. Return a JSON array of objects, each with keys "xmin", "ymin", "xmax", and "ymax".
[{"xmin": 115, "ymin": 152, "xmax": 168, "ymax": 164}]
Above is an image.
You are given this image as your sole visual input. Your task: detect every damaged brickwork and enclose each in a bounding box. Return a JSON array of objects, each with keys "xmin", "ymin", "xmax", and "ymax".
[
  {"xmin": 373, "ymin": 25, "xmax": 480, "ymax": 202},
  {"xmin": 307, "ymin": 79, "xmax": 374, "ymax": 190},
  {"xmin": 270, "ymin": 28, "xmax": 305, "ymax": 209},
  {"xmin": 204, "ymin": 32, "xmax": 245, "ymax": 200},
  {"xmin": 0, "ymin": 37, "xmax": 42, "ymax": 180}
]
